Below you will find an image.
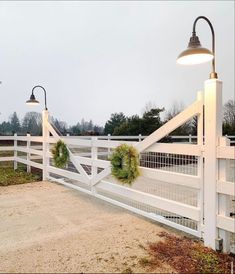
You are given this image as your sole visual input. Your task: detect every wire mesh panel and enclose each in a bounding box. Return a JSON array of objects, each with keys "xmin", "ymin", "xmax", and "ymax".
[
  {"xmin": 96, "ymin": 187, "xmax": 198, "ymax": 231},
  {"xmin": 47, "ymin": 135, "xmax": 202, "ymax": 237},
  {"xmin": 228, "ymin": 160, "xmax": 235, "ymax": 182},
  {"xmin": 140, "ymin": 152, "xmax": 198, "ymax": 176},
  {"xmin": 105, "ymin": 175, "xmax": 198, "ymax": 207}
]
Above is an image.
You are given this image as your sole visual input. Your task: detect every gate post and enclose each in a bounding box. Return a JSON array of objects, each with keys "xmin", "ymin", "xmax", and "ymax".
[
  {"xmin": 26, "ymin": 133, "xmax": 31, "ymax": 173},
  {"xmin": 42, "ymin": 110, "xmax": 49, "ymax": 181},
  {"xmin": 13, "ymin": 133, "xmax": 18, "ymax": 170},
  {"xmin": 204, "ymin": 79, "xmax": 222, "ymax": 249},
  {"xmin": 91, "ymin": 137, "xmax": 98, "ymax": 194},
  {"xmin": 218, "ymin": 136, "xmax": 230, "ymax": 252}
]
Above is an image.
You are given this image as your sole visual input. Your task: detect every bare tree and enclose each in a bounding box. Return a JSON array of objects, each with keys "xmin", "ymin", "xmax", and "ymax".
[
  {"xmin": 224, "ymin": 100, "xmax": 235, "ymax": 125},
  {"xmin": 164, "ymin": 101, "xmax": 192, "ymax": 135},
  {"xmin": 223, "ymin": 100, "xmax": 235, "ymax": 135},
  {"xmin": 141, "ymin": 101, "xmax": 157, "ymax": 115}
]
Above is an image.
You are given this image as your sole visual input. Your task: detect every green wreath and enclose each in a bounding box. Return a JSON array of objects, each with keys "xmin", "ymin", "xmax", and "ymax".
[
  {"xmin": 52, "ymin": 140, "xmax": 69, "ymax": 168},
  {"xmin": 110, "ymin": 144, "xmax": 140, "ymax": 185}
]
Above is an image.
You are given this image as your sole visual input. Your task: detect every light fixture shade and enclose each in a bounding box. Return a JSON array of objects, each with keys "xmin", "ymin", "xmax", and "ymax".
[
  {"xmin": 26, "ymin": 93, "xmax": 39, "ymax": 105},
  {"xmin": 177, "ymin": 34, "xmax": 214, "ymax": 65},
  {"xmin": 177, "ymin": 47, "xmax": 214, "ymax": 65}
]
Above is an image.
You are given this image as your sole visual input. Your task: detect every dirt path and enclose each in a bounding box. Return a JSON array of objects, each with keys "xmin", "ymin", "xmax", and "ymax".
[{"xmin": 0, "ymin": 181, "xmax": 175, "ymax": 273}]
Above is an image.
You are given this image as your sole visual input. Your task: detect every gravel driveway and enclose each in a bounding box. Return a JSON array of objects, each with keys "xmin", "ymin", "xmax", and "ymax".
[{"xmin": 0, "ymin": 181, "xmax": 175, "ymax": 273}]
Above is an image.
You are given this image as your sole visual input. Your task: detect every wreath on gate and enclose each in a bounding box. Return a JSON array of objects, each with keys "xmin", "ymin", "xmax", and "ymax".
[
  {"xmin": 110, "ymin": 144, "xmax": 140, "ymax": 186},
  {"xmin": 52, "ymin": 140, "xmax": 69, "ymax": 168}
]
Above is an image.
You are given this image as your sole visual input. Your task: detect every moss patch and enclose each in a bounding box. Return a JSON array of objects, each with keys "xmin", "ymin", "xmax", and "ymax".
[
  {"xmin": 0, "ymin": 167, "xmax": 41, "ymax": 186},
  {"xmin": 145, "ymin": 232, "xmax": 234, "ymax": 273}
]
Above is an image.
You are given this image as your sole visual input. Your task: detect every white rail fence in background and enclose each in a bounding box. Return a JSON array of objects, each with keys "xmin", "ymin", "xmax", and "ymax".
[{"xmin": 0, "ymin": 79, "xmax": 234, "ymax": 253}]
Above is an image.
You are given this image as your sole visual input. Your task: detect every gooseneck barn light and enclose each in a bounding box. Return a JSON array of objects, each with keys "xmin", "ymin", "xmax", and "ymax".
[
  {"xmin": 177, "ymin": 16, "xmax": 218, "ymax": 79},
  {"xmin": 26, "ymin": 85, "xmax": 48, "ymax": 110}
]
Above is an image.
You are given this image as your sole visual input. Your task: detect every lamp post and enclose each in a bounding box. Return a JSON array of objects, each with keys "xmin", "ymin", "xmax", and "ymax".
[
  {"xmin": 177, "ymin": 16, "xmax": 217, "ymax": 79},
  {"xmin": 177, "ymin": 17, "xmax": 230, "ymax": 252},
  {"xmin": 26, "ymin": 85, "xmax": 49, "ymax": 181},
  {"xmin": 26, "ymin": 85, "xmax": 48, "ymax": 110}
]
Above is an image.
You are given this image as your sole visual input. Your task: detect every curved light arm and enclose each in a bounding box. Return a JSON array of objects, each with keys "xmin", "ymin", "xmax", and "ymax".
[
  {"xmin": 192, "ymin": 16, "xmax": 217, "ymax": 79},
  {"xmin": 32, "ymin": 85, "xmax": 48, "ymax": 110}
]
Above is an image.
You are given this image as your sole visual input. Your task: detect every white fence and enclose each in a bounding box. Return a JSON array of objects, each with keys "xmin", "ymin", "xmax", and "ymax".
[
  {"xmin": 0, "ymin": 79, "xmax": 234, "ymax": 253},
  {"xmin": 64, "ymin": 134, "xmax": 235, "ymax": 144}
]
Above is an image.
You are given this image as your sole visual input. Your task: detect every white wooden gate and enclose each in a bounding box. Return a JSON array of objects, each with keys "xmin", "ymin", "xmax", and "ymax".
[
  {"xmin": 0, "ymin": 78, "xmax": 234, "ymax": 252},
  {"xmin": 40, "ymin": 78, "xmax": 234, "ymax": 252}
]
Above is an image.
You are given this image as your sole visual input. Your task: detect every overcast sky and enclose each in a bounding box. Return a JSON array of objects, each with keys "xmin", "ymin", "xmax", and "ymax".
[{"xmin": 0, "ymin": 1, "xmax": 234, "ymax": 126}]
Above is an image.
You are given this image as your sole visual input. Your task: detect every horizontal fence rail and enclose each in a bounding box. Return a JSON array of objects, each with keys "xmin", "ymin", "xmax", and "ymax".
[{"xmin": 0, "ymin": 131, "xmax": 234, "ymax": 253}]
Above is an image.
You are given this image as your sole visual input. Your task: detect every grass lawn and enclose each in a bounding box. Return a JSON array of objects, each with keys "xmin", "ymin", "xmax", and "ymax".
[
  {"xmin": 0, "ymin": 167, "xmax": 41, "ymax": 186},
  {"xmin": 0, "ymin": 149, "xmax": 42, "ymax": 186}
]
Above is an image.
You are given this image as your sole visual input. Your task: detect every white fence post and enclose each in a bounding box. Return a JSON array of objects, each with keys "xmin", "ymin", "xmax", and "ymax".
[
  {"xmin": 197, "ymin": 91, "xmax": 204, "ymax": 236},
  {"xmin": 26, "ymin": 133, "xmax": 31, "ymax": 173},
  {"xmin": 218, "ymin": 136, "xmax": 230, "ymax": 252},
  {"xmin": 204, "ymin": 79, "xmax": 223, "ymax": 250},
  {"xmin": 14, "ymin": 133, "xmax": 17, "ymax": 170},
  {"xmin": 42, "ymin": 110, "xmax": 49, "ymax": 181},
  {"xmin": 189, "ymin": 134, "xmax": 192, "ymax": 144},
  {"xmin": 139, "ymin": 134, "xmax": 142, "ymax": 142},
  {"xmin": 91, "ymin": 137, "xmax": 98, "ymax": 194},
  {"xmin": 108, "ymin": 134, "xmax": 111, "ymax": 156}
]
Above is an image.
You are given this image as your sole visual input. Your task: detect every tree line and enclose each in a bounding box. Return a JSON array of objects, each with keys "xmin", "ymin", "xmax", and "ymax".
[
  {"xmin": 0, "ymin": 112, "xmax": 103, "ymax": 136},
  {"xmin": 104, "ymin": 100, "xmax": 235, "ymax": 136},
  {"xmin": 0, "ymin": 100, "xmax": 234, "ymax": 136}
]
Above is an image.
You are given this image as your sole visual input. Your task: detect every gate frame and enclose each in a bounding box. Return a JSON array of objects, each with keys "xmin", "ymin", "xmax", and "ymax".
[{"xmin": 41, "ymin": 78, "xmax": 232, "ymax": 252}]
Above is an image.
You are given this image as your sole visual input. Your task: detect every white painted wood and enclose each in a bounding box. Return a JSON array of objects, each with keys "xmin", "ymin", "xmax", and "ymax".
[
  {"xmin": 218, "ymin": 137, "xmax": 231, "ymax": 252},
  {"xmin": 217, "ymin": 215, "xmax": 235, "ymax": 233},
  {"xmin": 146, "ymin": 143, "xmax": 202, "ymax": 156},
  {"xmin": 217, "ymin": 180, "xmax": 235, "ymax": 196},
  {"xmin": 42, "ymin": 110, "xmax": 49, "ymax": 180},
  {"xmin": 48, "ymin": 176, "xmax": 200, "ymax": 237},
  {"xmin": 97, "ymin": 180, "xmax": 200, "ymax": 221},
  {"xmin": 16, "ymin": 157, "xmax": 43, "ymax": 170},
  {"xmin": 217, "ymin": 146, "xmax": 235, "ymax": 159},
  {"xmin": 73, "ymin": 156, "xmax": 110, "ymax": 169},
  {"xmin": 91, "ymin": 167, "xmax": 111, "ymax": 186},
  {"xmin": 0, "ymin": 156, "xmax": 14, "ymax": 162},
  {"xmin": 47, "ymin": 166, "xmax": 89, "ymax": 184},
  {"xmin": 93, "ymin": 139, "xmax": 137, "ymax": 149},
  {"xmin": 197, "ymin": 90, "xmax": 204, "ymax": 236},
  {"xmin": 136, "ymin": 100, "xmax": 203, "ymax": 152},
  {"xmin": 30, "ymin": 155, "xmax": 42, "ymax": 160},
  {"xmin": 0, "ymin": 136, "xmax": 15, "ymax": 140},
  {"xmin": 30, "ymin": 145, "xmax": 43, "ymax": 150},
  {"xmin": 48, "ymin": 136, "xmax": 92, "ymax": 146},
  {"xmin": 46, "ymin": 121, "xmax": 90, "ymax": 179},
  {"xmin": 68, "ymin": 151, "xmax": 91, "ymax": 178},
  {"xmin": 204, "ymin": 79, "xmax": 223, "ymax": 249},
  {"xmin": 107, "ymin": 134, "xmax": 111, "ymax": 156},
  {"xmin": 75, "ymin": 152, "xmax": 108, "ymax": 157},
  {"xmin": 91, "ymin": 137, "xmax": 98, "ymax": 194},
  {"xmin": 16, "ymin": 147, "xmax": 43, "ymax": 156},
  {"xmin": 12, "ymin": 136, "xmax": 43, "ymax": 142},
  {"xmin": 140, "ymin": 166, "xmax": 201, "ymax": 189},
  {"xmin": 0, "ymin": 146, "xmax": 14, "ymax": 151},
  {"xmin": 14, "ymin": 133, "xmax": 17, "ymax": 170},
  {"xmin": 48, "ymin": 176, "xmax": 91, "ymax": 195},
  {"xmin": 28, "ymin": 148, "xmax": 43, "ymax": 156},
  {"xmin": 26, "ymin": 133, "xmax": 31, "ymax": 173}
]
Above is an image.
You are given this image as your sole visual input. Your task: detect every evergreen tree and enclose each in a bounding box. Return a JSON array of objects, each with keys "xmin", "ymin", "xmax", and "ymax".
[
  {"xmin": 104, "ymin": 112, "xmax": 126, "ymax": 135},
  {"xmin": 141, "ymin": 108, "xmax": 164, "ymax": 135},
  {"xmin": 113, "ymin": 115, "xmax": 142, "ymax": 135},
  {"xmin": 9, "ymin": 112, "xmax": 21, "ymax": 133}
]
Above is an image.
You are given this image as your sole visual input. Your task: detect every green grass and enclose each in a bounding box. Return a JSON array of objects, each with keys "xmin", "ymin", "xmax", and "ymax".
[{"xmin": 0, "ymin": 167, "xmax": 41, "ymax": 186}]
